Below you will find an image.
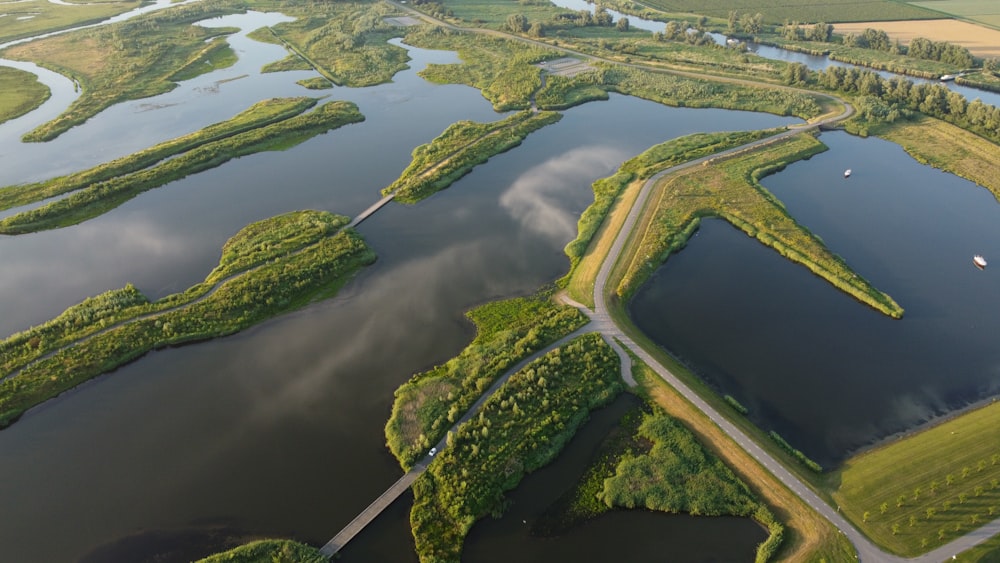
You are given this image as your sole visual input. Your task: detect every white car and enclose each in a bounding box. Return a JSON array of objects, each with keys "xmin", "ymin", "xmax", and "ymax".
[{"xmin": 429, "ymin": 447, "xmax": 437, "ymax": 457}]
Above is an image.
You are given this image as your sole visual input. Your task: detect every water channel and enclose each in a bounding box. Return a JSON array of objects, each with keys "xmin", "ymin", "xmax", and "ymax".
[{"xmin": 0, "ymin": 10, "xmax": 799, "ymax": 561}]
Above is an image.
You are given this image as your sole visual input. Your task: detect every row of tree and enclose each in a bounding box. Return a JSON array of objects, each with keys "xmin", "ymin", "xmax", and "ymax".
[{"xmin": 816, "ymin": 65, "xmax": 1000, "ymax": 141}]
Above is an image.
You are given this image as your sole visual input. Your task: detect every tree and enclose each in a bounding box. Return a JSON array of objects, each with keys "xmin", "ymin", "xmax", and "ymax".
[
  {"xmin": 616, "ymin": 17, "xmax": 629, "ymax": 32},
  {"xmin": 505, "ymin": 13, "xmax": 528, "ymax": 33},
  {"xmin": 528, "ymin": 22, "xmax": 545, "ymax": 37},
  {"xmin": 863, "ymin": 511, "xmax": 871, "ymax": 522},
  {"xmin": 594, "ymin": 7, "xmax": 613, "ymax": 27},
  {"xmin": 891, "ymin": 523, "xmax": 901, "ymax": 535},
  {"xmin": 880, "ymin": 502, "xmax": 889, "ymax": 514},
  {"xmin": 727, "ymin": 10, "xmax": 737, "ymax": 33}
]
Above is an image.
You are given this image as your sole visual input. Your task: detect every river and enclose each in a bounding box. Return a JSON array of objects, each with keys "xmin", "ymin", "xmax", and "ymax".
[{"xmin": 0, "ymin": 9, "xmax": 798, "ymax": 561}]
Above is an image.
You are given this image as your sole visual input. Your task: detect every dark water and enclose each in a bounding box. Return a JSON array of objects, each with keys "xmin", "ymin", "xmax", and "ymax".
[
  {"xmin": 631, "ymin": 131, "xmax": 1000, "ymax": 466},
  {"xmin": 0, "ymin": 18, "xmax": 797, "ymax": 562}
]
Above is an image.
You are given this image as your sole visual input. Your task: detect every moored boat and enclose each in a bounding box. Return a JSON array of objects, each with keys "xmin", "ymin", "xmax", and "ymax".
[
  {"xmin": 844, "ymin": 169, "xmax": 851, "ymax": 178},
  {"xmin": 974, "ymin": 255, "xmax": 987, "ymax": 268}
]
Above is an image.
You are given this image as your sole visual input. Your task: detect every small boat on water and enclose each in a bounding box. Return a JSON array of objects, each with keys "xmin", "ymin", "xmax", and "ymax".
[
  {"xmin": 940, "ymin": 74, "xmax": 956, "ymax": 82},
  {"xmin": 974, "ymin": 255, "xmax": 987, "ymax": 268},
  {"xmin": 844, "ymin": 169, "xmax": 851, "ymax": 178}
]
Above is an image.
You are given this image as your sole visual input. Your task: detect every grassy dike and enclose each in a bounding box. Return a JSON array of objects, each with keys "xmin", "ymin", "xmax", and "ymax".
[
  {"xmin": 385, "ymin": 293, "xmax": 587, "ymax": 469},
  {"xmin": 384, "ymin": 110, "xmax": 562, "ymax": 203},
  {"xmin": 615, "ymin": 131, "xmax": 903, "ymax": 318},
  {"xmin": 0, "ymin": 97, "xmax": 319, "ymax": 212},
  {"xmin": 0, "ymin": 100, "xmax": 364, "ymax": 233},
  {"xmin": 0, "ymin": 210, "xmax": 376, "ymax": 429},
  {"xmin": 409, "ymin": 332, "xmax": 623, "ymax": 562},
  {"xmin": 562, "ymin": 129, "xmax": 783, "ymax": 306},
  {"xmin": 0, "ymin": 66, "xmax": 50, "ymax": 126}
]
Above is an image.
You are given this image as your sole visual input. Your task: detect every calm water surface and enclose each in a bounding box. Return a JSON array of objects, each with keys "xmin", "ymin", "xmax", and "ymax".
[
  {"xmin": 0, "ymin": 17, "xmax": 795, "ymax": 561},
  {"xmin": 631, "ymin": 132, "xmax": 1000, "ymax": 466}
]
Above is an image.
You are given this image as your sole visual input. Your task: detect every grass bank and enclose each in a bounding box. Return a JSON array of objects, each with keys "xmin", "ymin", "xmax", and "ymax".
[
  {"xmin": 385, "ymin": 292, "xmax": 587, "ymax": 469},
  {"xmin": 0, "ymin": 97, "xmax": 319, "ymax": 212},
  {"xmin": 629, "ymin": 349, "xmax": 856, "ymax": 561},
  {"xmin": 409, "ymin": 332, "xmax": 623, "ymax": 562},
  {"xmin": 872, "ymin": 115, "xmax": 1000, "ymax": 205},
  {"xmin": 615, "ymin": 131, "xmax": 903, "ymax": 318},
  {"xmin": 562, "ymin": 129, "xmax": 783, "ymax": 306},
  {"xmin": 2, "ymin": 0, "xmax": 243, "ymax": 141},
  {"xmin": 0, "ymin": 100, "xmax": 364, "ymax": 233},
  {"xmin": 0, "ymin": 66, "xmax": 50, "ymax": 126},
  {"xmin": 536, "ymin": 399, "xmax": 785, "ymax": 562},
  {"xmin": 384, "ymin": 110, "xmax": 562, "ymax": 203},
  {"xmin": 0, "ymin": 210, "xmax": 376, "ymax": 428},
  {"xmin": 194, "ymin": 539, "xmax": 325, "ymax": 563},
  {"xmin": 826, "ymin": 400, "xmax": 1000, "ymax": 556}
]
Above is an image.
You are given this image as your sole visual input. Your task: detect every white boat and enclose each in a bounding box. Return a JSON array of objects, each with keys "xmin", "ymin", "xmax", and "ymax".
[
  {"xmin": 974, "ymin": 255, "xmax": 987, "ymax": 268},
  {"xmin": 941, "ymin": 74, "xmax": 956, "ymax": 82},
  {"xmin": 844, "ymin": 169, "xmax": 851, "ymax": 178}
]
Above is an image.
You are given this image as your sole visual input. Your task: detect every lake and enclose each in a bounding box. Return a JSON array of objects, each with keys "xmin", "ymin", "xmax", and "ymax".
[
  {"xmin": 631, "ymin": 131, "xmax": 1000, "ymax": 466},
  {"xmin": 0, "ymin": 11, "xmax": 796, "ymax": 561}
]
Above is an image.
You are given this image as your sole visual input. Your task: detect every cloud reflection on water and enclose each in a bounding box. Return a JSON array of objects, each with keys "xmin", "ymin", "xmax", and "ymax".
[{"xmin": 499, "ymin": 145, "xmax": 628, "ymax": 243}]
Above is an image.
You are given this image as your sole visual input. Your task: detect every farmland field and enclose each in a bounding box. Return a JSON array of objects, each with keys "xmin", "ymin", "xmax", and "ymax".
[
  {"xmin": 630, "ymin": 0, "xmax": 939, "ymax": 24},
  {"xmin": 907, "ymin": 0, "xmax": 1000, "ymax": 28},
  {"xmin": 834, "ymin": 19, "xmax": 1000, "ymax": 57}
]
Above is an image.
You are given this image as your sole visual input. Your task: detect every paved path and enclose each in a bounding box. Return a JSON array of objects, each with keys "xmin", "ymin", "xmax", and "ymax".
[
  {"xmin": 564, "ymin": 108, "xmax": 1000, "ymax": 562},
  {"xmin": 318, "ymin": 325, "xmax": 594, "ymax": 557},
  {"xmin": 348, "ymin": 193, "xmax": 394, "ymax": 228}
]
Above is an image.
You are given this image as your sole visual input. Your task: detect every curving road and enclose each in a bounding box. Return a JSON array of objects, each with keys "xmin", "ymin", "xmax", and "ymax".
[{"xmin": 567, "ymin": 104, "xmax": 1000, "ymax": 562}]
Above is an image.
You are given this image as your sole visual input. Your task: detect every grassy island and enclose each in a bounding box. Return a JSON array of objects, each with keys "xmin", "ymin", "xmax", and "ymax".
[
  {"xmin": 0, "ymin": 99, "xmax": 364, "ymax": 233},
  {"xmin": 2, "ymin": 1, "xmax": 243, "ymax": 142},
  {"xmin": 384, "ymin": 110, "xmax": 562, "ymax": 204},
  {"xmin": 0, "ymin": 97, "xmax": 320, "ymax": 212},
  {"xmin": 0, "ymin": 66, "xmax": 50, "ymax": 126},
  {"xmin": 0, "ymin": 0, "xmax": 143, "ymax": 45},
  {"xmin": 409, "ymin": 332, "xmax": 623, "ymax": 562},
  {"xmin": 255, "ymin": 0, "xmax": 409, "ymax": 87},
  {"xmin": 194, "ymin": 539, "xmax": 324, "ymax": 563},
  {"xmin": 536, "ymin": 402, "xmax": 784, "ymax": 562},
  {"xmin": 615, "ymin": 131, "xmax": 904, "ymax": 318},
  {"xmin": 0, "ymin": 210, "xmax": 376, "ymax": 428},
  {"xmin": 385, "ymin": 293, "xmax": 587, "ymax": 469}
]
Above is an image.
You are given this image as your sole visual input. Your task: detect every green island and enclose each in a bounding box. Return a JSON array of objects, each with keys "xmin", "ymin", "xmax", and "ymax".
[
  {"xmin": 0, "ymin": 66, "xmax": 50, "ymax": 125},
  {"xmin": 409, "ymin": 332, "xmax": 623, "ymax": 561},
  {"xmin": 385, "ymin": 292, "xmax": 587, "ymax": 468},
  {"xmin": 0, "ymin": 99, "xmax": 364, "ymax": 233},
  {"xmin": 1, "ymin": 0, "xmax": 242, "ymax": 142},
  {"xmin": 0, "ymin": 96, "xmax": 319, "ymax": 212},
  {"xmin": 0, "ymin": 0, "xmax": 143, "ymax": 45},
  {"xmin": 824, "ymin": 400, "xmax": 1000, "ymax": 556},
  {"xmin": 0, "ymin": 210, "xmax": 376, "ymax": 428},
  {"xmin": 193, "ymin": 539, "xmax": 325, "ymax": 563},
  {"xmin": 384, "ymin": 110, "xmax": 563, "ymax": 203},
  {"xmin": 254, "ymin": 0, "xmax": 410, "ymax": 87},
  {"xmin": 536, "ymin": 400, "xmax": 785, "ymax": 562}
]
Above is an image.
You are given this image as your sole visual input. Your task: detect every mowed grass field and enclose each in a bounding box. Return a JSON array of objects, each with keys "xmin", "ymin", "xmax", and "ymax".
[
  {"xmin": 835, "ymin": 19, "xmax": 1000, "ymax": 58},
  {"xmin": 907, "ymin": 0, "xmax": 1000, "ymax": 29},
  {"xmin": 829, "ymin": 400, "xmax": 1000, "ymax": 556},
  {"xmin": 630, "ymin": 0, "xmax": 939, "ymax": 23}
]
